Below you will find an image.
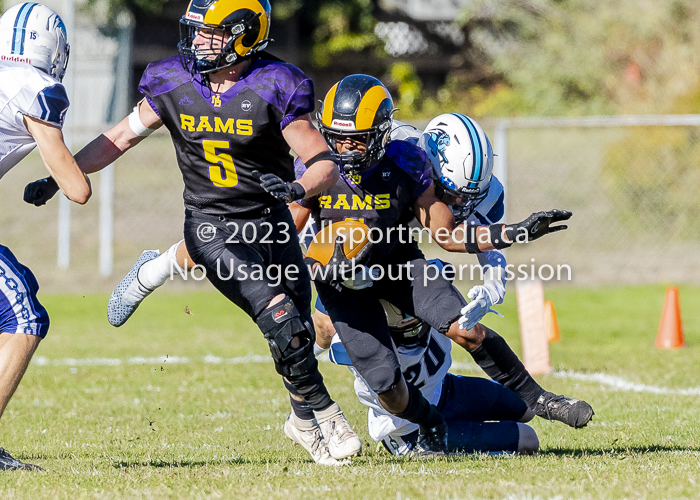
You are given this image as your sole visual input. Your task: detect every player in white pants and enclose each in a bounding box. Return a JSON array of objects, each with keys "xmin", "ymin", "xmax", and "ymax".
[
  {"xmin": 315, "ymin": 283, "xmax": 539, "ymax": 456},
  {"xmin": 0, "ymin": 3, "xmax": 91, "ymax": 470}
]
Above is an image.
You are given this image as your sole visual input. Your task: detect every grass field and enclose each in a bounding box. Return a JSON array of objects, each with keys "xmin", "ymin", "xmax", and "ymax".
[{"xmin": 1, "ymin": 284, "xmax": 699, "ymax": 499}]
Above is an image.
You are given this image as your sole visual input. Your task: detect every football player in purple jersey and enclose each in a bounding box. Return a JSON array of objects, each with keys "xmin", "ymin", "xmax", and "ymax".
[
  {"xmin": 24, "ymin": 0, "xmax": 361, "ymax": 466},
  {"xmin": 292, "ymin": 76, "xmax": 590, "ymax": 454}
]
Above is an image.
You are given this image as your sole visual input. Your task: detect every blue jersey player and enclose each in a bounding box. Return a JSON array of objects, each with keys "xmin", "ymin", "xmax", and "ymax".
[
  {"xmin": 24, "ymin": 0, "xmax": 361, "ymax": 466},
  {"xmin": 0, "ymin": 3, "xmax": 91, "ymax": 470}
]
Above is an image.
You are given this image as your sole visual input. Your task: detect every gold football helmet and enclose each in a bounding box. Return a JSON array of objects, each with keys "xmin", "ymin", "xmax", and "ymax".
[
  {"xmin": 178, "ymin": 0, "xmax": 271, "ymax": 74},
  {"xmin": 317, "ymin": 74, "xmax": 395, "ymax": 173}
]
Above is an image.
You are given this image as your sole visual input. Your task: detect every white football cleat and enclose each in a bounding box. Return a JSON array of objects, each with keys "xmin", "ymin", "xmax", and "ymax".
[
  {"xmin": 107, "ymin": 250, "xmax": 159, "ymax": 327},
  {"xmin": 283, "ymin": 415, "xmax": 349, "ymax": 466},
  {"xmin": 319, "ymin": 411, "xmax": 362, "ymax": 460}
]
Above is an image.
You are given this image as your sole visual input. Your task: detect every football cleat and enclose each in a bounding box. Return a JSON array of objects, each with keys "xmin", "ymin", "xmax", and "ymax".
[
  {"xmin": 283, "ymin": 415, "xmax": 349, "ymax": 466},
  {"xmin": 0, "ymin": 448, "xmax": 42, "ymax": 471},
  {"xmin": 319, "ymin": 411, "xmax": 362, "ymax": 460},
  {"xmin": 413, "ymin": 422, "xmax": 448, "ymax": 457},
  {"xmin": 107, "ymin": 250, "xmax": 159, "ymax": 327},
  {"xmin": 534, "ymin": 391, "xmax": 594, "ymax": 428}
]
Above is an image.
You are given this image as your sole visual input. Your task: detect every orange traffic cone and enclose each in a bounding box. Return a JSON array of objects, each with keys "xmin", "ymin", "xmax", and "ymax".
[
  {"xmin": 655, "ymin": 286, "xmax": 685, "ymax": 349},
  {"xmin": 544, "ymin": 300, "xmax": 560, "ymax": 343}
]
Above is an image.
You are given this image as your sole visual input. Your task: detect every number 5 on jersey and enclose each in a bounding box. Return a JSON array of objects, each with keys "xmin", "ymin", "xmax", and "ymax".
[{"xmin": 204, "ymin": 139, "xmax": 237, "ymax": 187}]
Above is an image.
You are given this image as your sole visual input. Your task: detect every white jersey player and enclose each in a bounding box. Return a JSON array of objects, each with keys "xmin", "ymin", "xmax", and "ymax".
[
  {"xmin": 0, "ymin": 2, "xmax": 90, "ymax": 471},
  {"xmin": 324, "ymin": 293, "xmax": 538, "ymax": 456}
]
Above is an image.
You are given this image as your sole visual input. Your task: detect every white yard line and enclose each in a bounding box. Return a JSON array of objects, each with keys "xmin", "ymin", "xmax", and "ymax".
[{"xmin": 32, "ymin": 355, "xmax": 700, "ymax": 397}]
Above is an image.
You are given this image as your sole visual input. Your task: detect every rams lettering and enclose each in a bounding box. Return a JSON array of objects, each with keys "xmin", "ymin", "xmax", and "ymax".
[
  {"xmin": 180, "ymin": 114, "xmax": 253, "ymax": 136},
  {"xmin": 318, "ymin": 194, "xmax": 390, "ymax": 210}
]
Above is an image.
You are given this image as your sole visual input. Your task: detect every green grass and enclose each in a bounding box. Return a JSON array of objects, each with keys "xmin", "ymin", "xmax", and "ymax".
[{"xmin": 1, "ymin": 285, "xmax": 700, "ymax": 499}]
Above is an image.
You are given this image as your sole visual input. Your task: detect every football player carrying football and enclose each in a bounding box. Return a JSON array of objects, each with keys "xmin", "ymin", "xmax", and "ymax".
[
  {"xmin": 0, "ymin": 2, "xmax": 90, "ymax": 470},
  {"xmin": 290, "ymin": 76, "xmax": 591, "ymax": 455},
  {"xmin": 23, "ymin": 0, "xmax": 360, "ymax": 466}
]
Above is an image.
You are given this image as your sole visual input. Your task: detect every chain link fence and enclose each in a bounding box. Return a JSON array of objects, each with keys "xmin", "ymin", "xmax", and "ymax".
[{"xmin": 4, "ymin": 118, "xmax": 700, "ymax": 293}]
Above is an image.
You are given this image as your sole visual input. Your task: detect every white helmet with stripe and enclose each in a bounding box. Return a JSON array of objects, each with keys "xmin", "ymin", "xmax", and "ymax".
[
  {"xmin": 418, "ymin": 113, "xmax": 494, "ymax": 203},
  {"xmin": 0, "ymin": 3, "xmax": 70, "ymax": 81}
]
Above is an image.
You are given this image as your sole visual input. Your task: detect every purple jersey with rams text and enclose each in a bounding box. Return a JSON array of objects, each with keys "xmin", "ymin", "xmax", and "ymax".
[
  {"xmin": 139, "ymin": 54, "xmax": 314, "ymax": 216},
  {"xmin": 297, "ymin": 140, "xmax": 432, "ymax": 266}
]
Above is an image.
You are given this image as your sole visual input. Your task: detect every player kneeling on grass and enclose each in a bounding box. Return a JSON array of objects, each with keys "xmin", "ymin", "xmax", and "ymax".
[
  {"xmin": 312, "ymin": 271, "xmax": 539, "ymax": 456},
  {"xmin": 0, "ymin": 3, "xmax": 91, "ymax": 470}
]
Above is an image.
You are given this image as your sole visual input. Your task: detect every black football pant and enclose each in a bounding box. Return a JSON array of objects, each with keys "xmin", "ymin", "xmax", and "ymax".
[
  {"xmin": 316, "ymin": 257, "xmax": 466, "ymax": 394},
  {"xmin": 184, "ymin": 206, "xmax": 333, "ymax": 411}
]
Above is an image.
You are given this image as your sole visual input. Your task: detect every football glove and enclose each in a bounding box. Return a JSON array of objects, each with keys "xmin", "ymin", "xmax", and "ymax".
[
  {"xmin": 305, "ymin": 237, "xmax": 373, "ymax": 291},
  {"xmin": 24, "ymin": 176, "xmax": 59, "ymax": 206},
  {"xmin": 253, "ymin": 170, "xmax": 306, "ymax": 203},
  {"xmin": 458, "ymin": 285, "xmax": 503, "ymax": 331},
  {"xmin": 506, "ymin": 209, "xmax": 572, "ymax": 243}
]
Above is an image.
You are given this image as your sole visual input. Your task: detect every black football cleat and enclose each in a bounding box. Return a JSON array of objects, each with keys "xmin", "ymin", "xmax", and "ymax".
[
  {"xmin": 413, "ymin": 422, "xmax": 448, "ymax": 457},
  {"xmin": 0, "ymin": 448, "xmax": 43, "ymax": 471},
  {"xmin": 534, "ymin": 391, "xmax": 594, "ymax": 428}
]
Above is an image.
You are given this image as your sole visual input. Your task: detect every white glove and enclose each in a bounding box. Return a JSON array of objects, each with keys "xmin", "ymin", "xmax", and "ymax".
[
  {"xmin": 458, "ymin": 285, "xmax": 504, "ymax": 330},
  {"xmin": 342, "ymin": 265, "xmax": 381, "ymax": 290}
]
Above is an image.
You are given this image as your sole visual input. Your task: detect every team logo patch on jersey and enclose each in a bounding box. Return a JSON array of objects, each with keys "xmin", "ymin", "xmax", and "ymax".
[
  {"xmin": 241, "ymin": 100, "xmax": 251, "ymax": 111},
  {"xmin": 382, "ymin": 168, "xmax": 391, "ymax": 181},
  {"xmin": 212, "ymin": 95, "xmax": 222, "ymax": 108},
  {"xmin": 179, "ymin": 96, "xmax": 193, "ymax": 106}
]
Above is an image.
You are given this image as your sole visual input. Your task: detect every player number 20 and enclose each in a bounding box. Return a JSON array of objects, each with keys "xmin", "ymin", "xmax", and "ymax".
[{"xmin": 203, "ymin": 139, "xmax": 238, "ymax": 188}]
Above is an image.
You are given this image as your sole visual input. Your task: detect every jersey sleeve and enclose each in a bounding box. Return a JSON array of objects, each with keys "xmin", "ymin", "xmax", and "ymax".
[
  {"xmin": 472, "ymin": 176, "xmax": 505, "ymax": 224},
  {"xmin": 138, "ymin": 57, "xmax": 190, "ymax": 119},
  {"xmin": 281, "ymin": 78, "xmax": 315, "ymax": 129},
  {"xmin": 386, "ymin": 140, "xmax": 433, "ymax": 200},
  {"xmin": 24, "ymin": 83, "xmax": 69, "ymax": 127}
]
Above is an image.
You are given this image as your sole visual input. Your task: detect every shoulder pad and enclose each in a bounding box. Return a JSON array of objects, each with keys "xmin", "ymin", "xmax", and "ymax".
[
  {"xmin": 474, "ymin": 176, "xmax": 505, "ymax": 223},
  {"xmin": 247, "ymin": 59, "xmax": 314, "ymax": 120},
  {"xmin": 390, "ymin": 121, "xmax": 421, "ymax": 143},
  {"xmin": 385, "ymin": 140, "xmax": 431, "ymax": 184},
  {"xmin": 138, "ymin": 57, "xmax": 190, "ymax": 98}
]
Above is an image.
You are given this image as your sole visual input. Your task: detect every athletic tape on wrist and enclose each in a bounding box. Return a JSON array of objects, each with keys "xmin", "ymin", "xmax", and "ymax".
[
  {"xmin": 490, "ymin": 224, "xmax": 512, "ymax": 250},
  {"xmin": 128, "ymin": 106, "xmax": 155, "ymax": 137},
  {"xmin": 463, "ymin": 225, "xmax": 482, "ymax": 254}
]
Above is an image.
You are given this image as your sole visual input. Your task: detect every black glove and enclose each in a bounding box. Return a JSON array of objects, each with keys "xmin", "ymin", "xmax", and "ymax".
[
  {"xmin": 253, "ymin": 170, "xmax": 306, "ymax": 203},
  {"xmin": 24, "ymin": 176, "xmax": 59, "ymax": 206},
  {"xmin": 304, "ymin": 237, "xmax": 373, "ymax": 291},
  {"xmin": 505, "ymin": 209, "xmax": 572, "ymax": 243}
]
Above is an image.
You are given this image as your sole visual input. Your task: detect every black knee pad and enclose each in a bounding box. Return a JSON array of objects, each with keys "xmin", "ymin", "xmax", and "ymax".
[{"xmin": 256, "ymin": 296, "xmax": 318, "ymax": 379}]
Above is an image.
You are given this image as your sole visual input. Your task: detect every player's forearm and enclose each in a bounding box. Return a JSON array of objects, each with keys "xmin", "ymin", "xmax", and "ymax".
[
  {"xmin": 296, "ymin": 160, "xmax": 339, "ymax": 197},
  {"xmin": 74, "ymin": 118, "xmax": 145, "ymax": 174},
  {"xmin": 40, "ymin": 147, "xmax": 92, "ymax": 204}
]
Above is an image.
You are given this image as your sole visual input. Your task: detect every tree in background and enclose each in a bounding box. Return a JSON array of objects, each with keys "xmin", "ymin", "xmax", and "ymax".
[{"xmin": 459, "ymin": 0, "xmax": 700, "ymax": 116}]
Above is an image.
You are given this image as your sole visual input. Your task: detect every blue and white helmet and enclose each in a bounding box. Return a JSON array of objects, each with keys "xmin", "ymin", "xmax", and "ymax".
[
  {"xmin": 418, "ymin": 113, "xmax": 494, "ymax": 203},
  {"xmin": 0, "ymin": 3, "xmax": 70, "ymax": 81}
]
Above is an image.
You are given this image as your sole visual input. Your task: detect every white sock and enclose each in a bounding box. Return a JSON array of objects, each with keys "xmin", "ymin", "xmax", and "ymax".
[
  {"xmin": 314, "ymin": 402, "xmax": 342, "ymax": 424},
  {"xmin": 137, "ymin": 240, "xmax": 184, "ymax": 290},
  {"xmin": 313, "ymin": 343, "xmax": 329, "ymax": 357},
  {"xmin": 291, "ymin": 411, "xmax": 317, "ymax": 430}
]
